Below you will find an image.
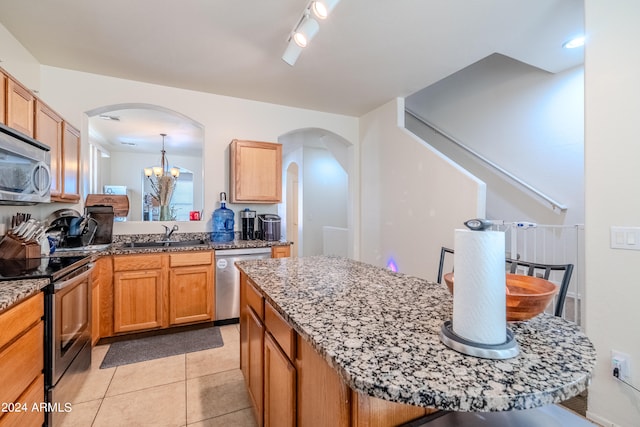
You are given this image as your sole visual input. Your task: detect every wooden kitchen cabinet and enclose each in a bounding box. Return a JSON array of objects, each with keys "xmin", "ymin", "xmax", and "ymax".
[
  {"xmin": 271, "ymin": 245, "xmax": 290, "ymax": 258},
  {"xmin": 113, "ymin": 254, "xmax": 166, "ymax": 333},
  {"xmin": 35, "ymin": 99, "xmax": 63, "ymax": 198},
  {"xmin": 264, "ymin": 332, "xmax": 296, "ymax": 427},
  {"xmin": 247, "ymin": 307, "xmax": 265, "ymax": 426},
  {"xmin": 241, "ymin": 276, "xmax": 265, "ymax": 426},
  {"xmin": 239, "ymin": 270, "xmax": 429, "ymax": 427},
  {"xmin": 108, "ymin": 251, "xmax": 214, "ymax": 335},
  {"xmin": 263, "ymin": 302, "xmax": 296, "ymax": 427},
  {"xmin": 229, "ymin": 139, "xmax": 282, "ymax": 203},
  {"xmin": 0, "ymin": 70, "xmax": 6, "ymax": 125},
  {"xmin": 59, "ymin": 121, "xmax": 81, "ymax": 202},
  {"xmin": 92, "ymin": 256, "xmax": 113, "ymax": 344},
  {"xmin": 6, "ymin": 77, "xmax": 34, "ymax": 137},
  {"xmin": 168, "ymin": 252, "xmax": 214, "ymax": 325},
  {"xmin": 0, "ymin": 293, "xmax": 44, "ymax": 427}
]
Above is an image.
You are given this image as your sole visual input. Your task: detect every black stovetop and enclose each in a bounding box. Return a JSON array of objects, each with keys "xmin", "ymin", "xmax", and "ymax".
[{"xmin": 0, "ymin": 255, "xmax": 90, "ymax": 282}]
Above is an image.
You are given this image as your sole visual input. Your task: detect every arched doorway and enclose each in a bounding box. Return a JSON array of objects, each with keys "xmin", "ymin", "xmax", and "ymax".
[{"xmin": 279, "ymin": 128, "xmax": 352, "ymax": 258}]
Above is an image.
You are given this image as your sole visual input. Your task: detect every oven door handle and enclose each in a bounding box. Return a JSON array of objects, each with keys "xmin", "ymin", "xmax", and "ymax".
[{"xmin": 54, "ymin": 263, "xmax": 95, "ymax": 291}]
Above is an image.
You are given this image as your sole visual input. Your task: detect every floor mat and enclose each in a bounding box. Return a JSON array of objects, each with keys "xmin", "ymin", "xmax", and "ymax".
[{"xmin": 100, "ymin": 325, "xmax": 224, "ymax": 369}]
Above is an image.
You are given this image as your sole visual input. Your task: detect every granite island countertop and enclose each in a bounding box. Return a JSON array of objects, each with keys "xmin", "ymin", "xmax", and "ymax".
[{"xmin": 235, "ymin": 255, "xmax": 596, "ymax": 412}]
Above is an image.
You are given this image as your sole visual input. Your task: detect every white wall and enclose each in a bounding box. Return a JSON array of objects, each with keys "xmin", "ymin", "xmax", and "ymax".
[
  {"xmin": 359, "ymin": 98, "xmax": 486, "ymax": 280},
  {"xmin": 0, "ymin": 22, "xmax": 359, "ymax": 235},
  {"xmin": 302, "ymin": 146, "xmax": 348, "ymax": 256},
  {"xmin": 584, "ymin": 1, "xmax": 640, "ymax": 426},
  {"xmin": 405, "ymin": 54, "xmax": 584, "ymax": 227}
]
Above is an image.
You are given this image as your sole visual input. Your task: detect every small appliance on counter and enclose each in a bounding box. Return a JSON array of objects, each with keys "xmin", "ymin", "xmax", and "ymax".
[
  {"xmin": 240, "ymin": 208, "xmax": 256, "ymax": 240},
  {"xmin": 85, "ymin": 205, "xmax": 115, "ymax": 245},
  {"xmin": 45, "ymin": 208, "xmax": 99, "ymax": 249},
  {"xmin": 257, "ymin": 214, "xmax": 281, "ymax": 241}
]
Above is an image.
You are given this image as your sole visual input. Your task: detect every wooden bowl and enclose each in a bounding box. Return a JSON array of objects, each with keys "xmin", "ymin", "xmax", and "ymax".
[{"xmin": 443, "ymin": 272, "xmax": 558, "ymax": 321}]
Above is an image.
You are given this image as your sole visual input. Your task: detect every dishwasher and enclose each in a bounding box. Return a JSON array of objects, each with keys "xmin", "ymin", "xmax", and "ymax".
[{"xmin": 215, "ymin": 247, "xmax": 272, "ymax": 322}]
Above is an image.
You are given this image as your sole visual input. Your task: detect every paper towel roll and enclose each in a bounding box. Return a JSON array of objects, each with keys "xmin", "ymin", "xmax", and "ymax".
[{"xmin": 452, "ymin": 229, "xmax": 506, "ymax": 345}]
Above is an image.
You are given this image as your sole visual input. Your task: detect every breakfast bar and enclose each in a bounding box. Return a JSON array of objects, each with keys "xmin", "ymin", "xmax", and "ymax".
[{"xmin": 236, "ymin": 255, "xmax": 596, "ymax": 425}]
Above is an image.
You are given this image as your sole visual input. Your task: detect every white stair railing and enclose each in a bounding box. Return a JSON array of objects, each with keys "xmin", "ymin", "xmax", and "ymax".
[{"xmin": 499, "ymin": 223, "xmax": 585, "ymax": 327}]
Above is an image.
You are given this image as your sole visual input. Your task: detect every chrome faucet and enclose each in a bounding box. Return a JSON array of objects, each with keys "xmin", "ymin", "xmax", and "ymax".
[{"xmin": 162, "ymin": 224, "xmax": 179, "ymax": 240}]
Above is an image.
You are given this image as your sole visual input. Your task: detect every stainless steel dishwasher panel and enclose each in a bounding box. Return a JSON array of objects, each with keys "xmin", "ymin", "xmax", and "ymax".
[{"xmin": 215, "ymin": 247, "xmax": 271, "ymax": 321}]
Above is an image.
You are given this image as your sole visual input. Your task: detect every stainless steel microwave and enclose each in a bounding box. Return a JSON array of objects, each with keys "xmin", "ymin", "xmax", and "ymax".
[{"xmin": 0, "ymin": 123, "xmax": 51, "ymax": 204}]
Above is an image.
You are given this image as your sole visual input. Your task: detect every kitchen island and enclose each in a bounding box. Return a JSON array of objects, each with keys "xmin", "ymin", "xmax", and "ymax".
[{"xmin": 236, "ymin": 255, "xmax": 596, "ymax": 426}]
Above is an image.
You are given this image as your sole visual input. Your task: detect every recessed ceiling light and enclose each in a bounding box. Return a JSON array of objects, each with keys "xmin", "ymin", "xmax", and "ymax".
[
  {"xmin": 562, "ymin": 36, "xmax": 585, "ymax": 49},
  {"xmin": 98, "ymin": 114, "xmax": 120, "ymax": 121}
]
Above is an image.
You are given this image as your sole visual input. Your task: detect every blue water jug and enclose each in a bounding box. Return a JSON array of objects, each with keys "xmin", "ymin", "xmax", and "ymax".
[{"xmin": 212, "ymin": 192, "xmax": 235, "ymax": 242}]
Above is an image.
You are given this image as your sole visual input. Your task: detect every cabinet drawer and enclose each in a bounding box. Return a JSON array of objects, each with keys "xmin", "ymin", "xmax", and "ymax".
[
  {"xmin": 0, "ymin": 374, "xmax": 45, "ymax": 427},
  {"xmin": 0, "ymin": 322, "xmax": 43, "ymax": 409},
  {"xmin": 0, "ymin": 293, "xmax": 43, "ymax": 350},
  {"xmin": 246, "ymin": 278, "xmax": 264, "ymax": 319},
  {"xmin": 169, "ymin": 251, "xmax": 212, "ymax": 267},
  {"xmin": 113, "ymin": 254, "xmax": 163, "ymax": 271},
  {"xmin": 265, "ymin": 302, "xmax": 295, "ymax": 360}
]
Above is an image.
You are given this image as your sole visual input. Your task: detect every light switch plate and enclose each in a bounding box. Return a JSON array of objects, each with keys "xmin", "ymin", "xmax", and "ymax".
[{"xmin": 610, "ymin": 227, "xmax": 640, "ymax": 250}]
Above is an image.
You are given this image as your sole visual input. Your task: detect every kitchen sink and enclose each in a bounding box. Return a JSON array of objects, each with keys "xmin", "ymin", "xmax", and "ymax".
[{"xmin": 123, "ymin": 239, "xmax": 208, "ymax": 248}]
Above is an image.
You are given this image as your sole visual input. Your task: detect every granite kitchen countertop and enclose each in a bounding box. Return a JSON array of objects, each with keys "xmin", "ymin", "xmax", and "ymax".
[
  {"xmin": 53, "ymin": 233, "xmax": 291, "ymax": 256},
  {"xmin": 235, "ymin": 255, "xmax": 596, "ymax": 412},
  {"xmin": 0, "ymin": 277, "xmax": 49, "ymax": 312}
]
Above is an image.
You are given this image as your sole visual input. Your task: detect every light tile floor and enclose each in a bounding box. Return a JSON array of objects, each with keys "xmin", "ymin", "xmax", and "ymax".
[{"xmin": 60, "ymin": 324, "xmax": 258, "ymax": 427}]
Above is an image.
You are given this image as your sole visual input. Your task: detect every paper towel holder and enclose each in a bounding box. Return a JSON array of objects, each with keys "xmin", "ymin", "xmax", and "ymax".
[{"xmin": 440, "ymin": 320, "xmax": 519, "ymax": 359}]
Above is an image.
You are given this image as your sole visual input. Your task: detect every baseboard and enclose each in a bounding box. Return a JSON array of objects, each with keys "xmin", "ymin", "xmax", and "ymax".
[{"xmin": 585, "ymin": 410, "xmax": 618, "ymax": 427}]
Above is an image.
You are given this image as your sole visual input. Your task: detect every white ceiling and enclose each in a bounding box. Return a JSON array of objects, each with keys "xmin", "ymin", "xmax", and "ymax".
[{"xmin": 0, "ymin": 0, "xmax": 584, "ymax": 118}]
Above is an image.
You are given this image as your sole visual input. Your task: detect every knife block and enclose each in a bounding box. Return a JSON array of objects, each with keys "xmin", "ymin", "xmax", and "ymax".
[{"xmin": 0, "ymin": 232, "xmax": 41, "ymax": 259}]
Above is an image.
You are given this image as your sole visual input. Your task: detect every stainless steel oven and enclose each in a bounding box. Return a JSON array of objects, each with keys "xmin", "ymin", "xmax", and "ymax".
[
  {"xmin": 45, "ymin": 257, "xmax": 93, "ymax": 427},
  {"xmin": 0, "ymin": 255, "xmax": 92, "ymax": 427}
]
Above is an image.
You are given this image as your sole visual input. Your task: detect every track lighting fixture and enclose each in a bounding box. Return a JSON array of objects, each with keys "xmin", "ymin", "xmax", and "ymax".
[{"xmin": 281, "ymin": 0, "xmax": 341, "ymax": 66}]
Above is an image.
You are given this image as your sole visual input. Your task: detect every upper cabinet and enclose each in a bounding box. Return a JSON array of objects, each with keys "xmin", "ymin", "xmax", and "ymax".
[
  {"xmin": 60, "ymin": 122, "xmax": 81, "ymax": 202},
  {"xmin": 35, "ymin": 100, "xmax": 63, "ymax": 198},
  {"xmin": 4, "ymin": 67, "xmax": 81, "ymax": 203},
  {"xmin": 0, "ymin": 71, "xmax": 6, "ymax": 125},
  {"xmin": 6, "ymin": 77, "xmax": 35, "ymax": 137},
  {"xmin": 230, "ymin": 139, "xmax": 282, "ymax": 203}
]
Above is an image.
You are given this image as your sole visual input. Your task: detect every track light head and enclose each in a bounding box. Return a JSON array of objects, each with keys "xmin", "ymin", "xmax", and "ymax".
[
  {"xmin": 293, "ymin": 15, "xmax": 319, "ymax": 48},
  {"xmin": 312, "ymin": 0, "xmax": 341, "ymax": 20},
  {"xmin": 282, "ymin": 40, "xmax": 303, "ymax": 66}
]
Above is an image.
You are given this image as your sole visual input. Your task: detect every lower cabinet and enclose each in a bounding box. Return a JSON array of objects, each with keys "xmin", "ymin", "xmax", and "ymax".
[
  {"xmin": 239, "ymin": 271, "xmax": 431, "ymax": 427},
  {"xmin": 113, "ymin": 268, "xmax": 165, "ymax": 333},
  {"xmin": 110, "ymin": 251, "xmax": 214, "ymax": 335},
  {"xmin": 264, "ymin": 332, "xmax": 296, "ymax": 427},
  {"xmin": 168, "ymin": 252, "xmax": 214, "ymax": 325},
  {"xmin": 0, "ymin": 293, "xmax": 44, "ymax": 427}
]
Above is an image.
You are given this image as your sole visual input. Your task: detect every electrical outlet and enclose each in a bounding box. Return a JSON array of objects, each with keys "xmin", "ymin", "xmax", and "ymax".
[{"xmin": 611, "ymin": 350, "xmax": 631, "ymax": 381}]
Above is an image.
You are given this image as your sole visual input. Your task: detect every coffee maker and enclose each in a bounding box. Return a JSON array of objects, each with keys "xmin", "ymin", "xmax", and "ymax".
[{"xmin": 240, "ymin": 209, "xmax": 256, "ymax": 240}]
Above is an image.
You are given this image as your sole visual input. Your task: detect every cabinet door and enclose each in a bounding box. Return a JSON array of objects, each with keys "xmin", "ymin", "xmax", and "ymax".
[
  {"xmin": 35, "ymin": 100, "xmax": 63, "ymax": 198},
  {"xmin": 264, "ymin": 332, "xmax": 296, "ymax": 427},
  {"xmin": 6, "ymin": 78, "xmax": 34, "ymax": 137},
  {"xmin": 247, "ymin": 307, "xmax": 264, "ymax": 427},
  {"xmin": 271, "ymin": 245, "xmax": 290, "ymax": 258},
  {"xmin": 60, "ymin": 122, "xmax": 81, "ymax": 202},
  {"xmin": 0, "ymin": 71, "xmax": 6, "ymax": 125},
  {"xmin": 168, "ymin": 264, "xmax": 213, "ymax": 325},
  {"xmin": 113, "ymin": 269, "xmax": 164, "ymax": 333},
  {"xmin": 230, "ymin": 140, "xmax": 282, "ymax": 203}
]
